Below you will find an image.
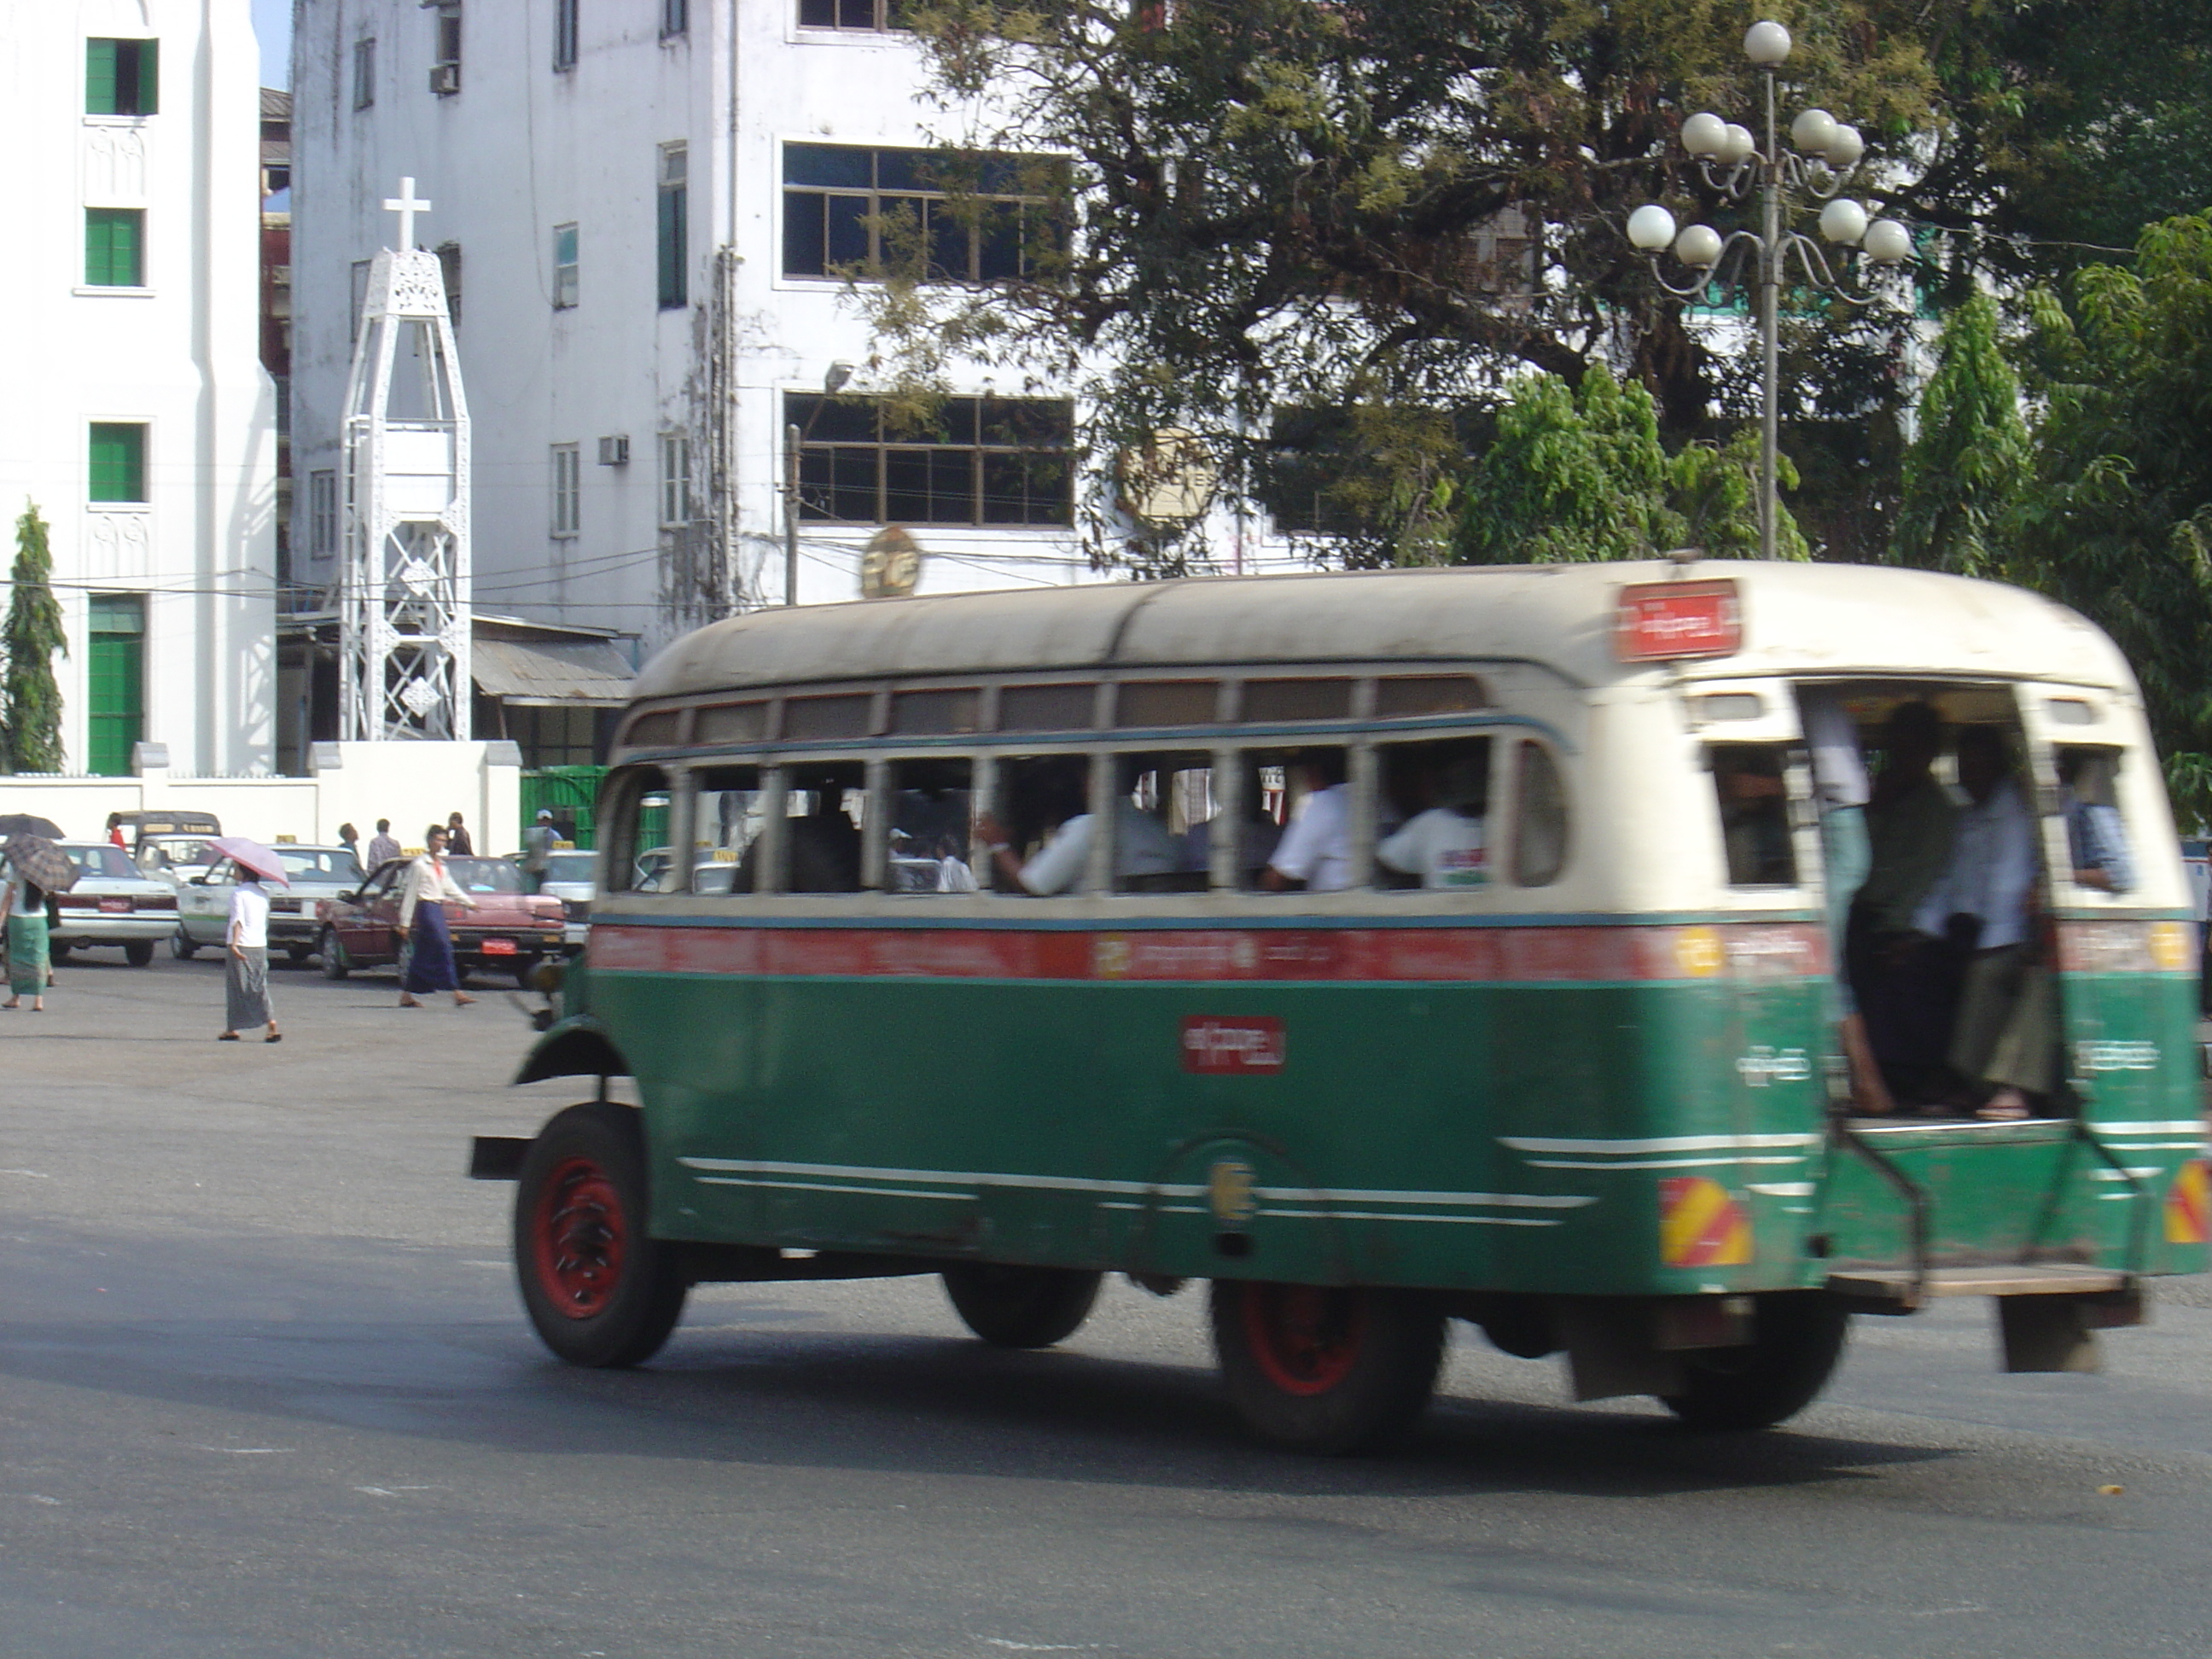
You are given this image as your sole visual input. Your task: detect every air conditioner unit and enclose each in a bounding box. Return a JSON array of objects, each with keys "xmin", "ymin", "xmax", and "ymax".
[
  {"xmin": 597, "ymin": 435, "xmax": 631, "ymax": 467},
  {"xmin": 428, "ymin": 61, "xmax": 461, "ymax": 95}
]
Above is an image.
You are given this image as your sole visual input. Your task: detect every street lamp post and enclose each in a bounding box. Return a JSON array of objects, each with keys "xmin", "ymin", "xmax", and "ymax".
[{"xmin": 1627, "ymin": 20, "xmax": 1914, "ymax": 560}]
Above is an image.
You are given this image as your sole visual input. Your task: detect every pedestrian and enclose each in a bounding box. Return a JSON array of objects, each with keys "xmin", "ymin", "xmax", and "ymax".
[
  {"xmin": 398, "ymin": 824, "xmax": 480, "ymax": 1009},
  {"xmin": 521, "ymin": 808, "xmax": 557, "ymax": 894},
  {"xmin": 336, "ymin": 822, "xmax": 361, "ymax": 862},
  {"xmin": 106, "ymin": 812, "xmax": 127, "ymax": 849},
  {"xmin": 364, "ymin": 818, "xmax": 401, "ymax": 870},
  {"xmin": 445, "ymin": 812, "xmax": 474, "ymax": 857},
  {"xmin": 0, "ymin": 859, "xmax": 50, "ymax": 1012},
  {"xmin": 218, "ymin": 869, "xmax": 281, "ymax": 1044}
]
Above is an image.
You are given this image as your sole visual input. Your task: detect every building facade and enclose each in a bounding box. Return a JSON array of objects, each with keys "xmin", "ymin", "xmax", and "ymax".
[
  {"xmin": 288, "ymin": 0, "xmax": 1304, "ymax": 672},
  {"xmin": 0, "ymin": 0, "xmax": 280, "ymax": 776}
]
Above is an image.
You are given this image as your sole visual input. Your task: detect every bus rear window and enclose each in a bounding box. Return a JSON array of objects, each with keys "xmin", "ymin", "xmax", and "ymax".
[{"xmin": 1711, "ymin": 744, "xmax": 1796, "ymax": 887}]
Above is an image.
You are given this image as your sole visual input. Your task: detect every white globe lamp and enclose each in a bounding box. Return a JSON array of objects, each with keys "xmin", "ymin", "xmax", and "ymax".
[
  {"xmin": 1674, "ymin": 224, "xmax": 1726, "ymax": 267},
  {"xmin": 1744, "ymin": 20, "xmax": 1792, "ymax": 65},
  {"xmin": 1681, "ymin": 113, "xmax": 1729, "ymax": 159},
  {"xmin": 1862, "ymin": 218, "xmax": 1915, "ymax": 263},
  {"xmin": 1720, "ymin": 123, "xmax": 1757, "ymax": 165},
  {"xmin": 1790, "ymin": 108, "xmax": 1839, "ymax": 155},
  {"xmin": 1825, "ymin": 124, "xmax": 1866, "ymax": 168},
  {"xmin": 1627, "ymin": 204, "xmax": 1679, "ymax": 253},
  {"xmin": 1818, "ymin": 198, "xmax": 1869, "ymax": 244}
]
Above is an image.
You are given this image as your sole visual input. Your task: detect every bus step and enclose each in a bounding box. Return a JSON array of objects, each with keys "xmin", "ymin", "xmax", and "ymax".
[{"xmin": 1827, "ymin": 1263, "xmax": 2128, "ymax": 1307}]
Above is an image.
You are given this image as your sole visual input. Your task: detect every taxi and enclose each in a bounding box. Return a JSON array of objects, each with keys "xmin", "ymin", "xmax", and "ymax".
[
  {"xmin": 317, "ymin": 855, "xmax": 568, "ymax": 987},
  {"xmin": 49, "ymin": 842, "xmax": 178, "ymax": 966}
]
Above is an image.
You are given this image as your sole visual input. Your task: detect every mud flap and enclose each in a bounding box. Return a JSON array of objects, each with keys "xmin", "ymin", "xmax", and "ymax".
[
  {"xmin": 1559, "ymin": 1301, "xmax": 1688, "ymax": 1401},
  {"xmin": 1997, "ymin": 1285, "xmax": 2146, "ymax": 1373}
]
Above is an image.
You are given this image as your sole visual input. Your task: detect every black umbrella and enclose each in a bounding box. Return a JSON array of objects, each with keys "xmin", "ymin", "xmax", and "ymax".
[
  {"xmin": 4, "ymin": 835, "xmax": 80, "ymax": 894},
  {"xmin": 0, "ymin": 813, "xmax": 65, "ymax": 840}
]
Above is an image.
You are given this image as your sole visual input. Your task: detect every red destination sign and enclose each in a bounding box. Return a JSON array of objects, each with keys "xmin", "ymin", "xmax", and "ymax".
[
  {"xmin": 1182, "ymin": 1016, "xmax": 1287, "ymax": 1075},
  {"xmin": 1615, "ymin": 579, "xmax": 1743, "ymax": 661}
]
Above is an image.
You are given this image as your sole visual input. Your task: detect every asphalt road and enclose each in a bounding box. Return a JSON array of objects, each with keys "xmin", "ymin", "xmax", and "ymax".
[{"xmin": 3, "ymin": 950, "xmax": 2209, "ymax": 1658}]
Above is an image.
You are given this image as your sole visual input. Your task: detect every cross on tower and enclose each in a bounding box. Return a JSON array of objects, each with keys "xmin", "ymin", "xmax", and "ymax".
[{"xmin": 382, "ymin": 176, "xmax": 432, "ymax": 249}]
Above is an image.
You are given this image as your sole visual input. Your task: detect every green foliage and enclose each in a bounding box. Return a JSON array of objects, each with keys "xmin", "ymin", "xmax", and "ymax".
[
  {"xmin": 1890, "ymin": 294, "xmax": 2029, "ymax": 577},
  {"xmin": 1455, "ymin": 369, "xmax": 1802, "ymax": 564},
  {"xmin": 3, "ymin": 503, "xmax": 67, "ymax": 774},
  {"xmin": 2000, "ymin": 213, "xmax": 2212, "ymax": 819}
]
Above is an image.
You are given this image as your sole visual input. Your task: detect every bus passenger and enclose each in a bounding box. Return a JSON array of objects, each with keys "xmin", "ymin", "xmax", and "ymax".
[
  {"xmin": 976, "ymin": 764, "xmax": 1179, "ymax": 895},
  {"xmin": 1851, "ymin": 701, "xmax": 1961, "ymax": 1100},
  {"xmin": 1802, "ymin": 692, "xmax": 1892, "ymax": 1116},
  {"xmin": 1263, "ymin": 751, "xmax": 1391, "ymax": 892},
  {"xmin": 1377, "ymin": 754, "xmax": 1488, "ymax": 889},
  {"xmin": 2059, "ymin": 750, "xmax": 2134, "ymax": 894},
  {"xmin": 1909, "ymin": 726, "xmax": 2046, "ymax": 1118}
]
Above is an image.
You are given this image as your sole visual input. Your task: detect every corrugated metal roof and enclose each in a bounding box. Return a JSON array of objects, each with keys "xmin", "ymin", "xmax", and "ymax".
[
  {"xmin": 260, "ymin": 87, "xmax": 291, "ymax": 120},
  {"xmin": 473, "ymin": 637, "xmax": 634, "ymax": 706},
  {"xmin": 627, "ymin": 561, "xmax": 2135, "ymax": 702}
]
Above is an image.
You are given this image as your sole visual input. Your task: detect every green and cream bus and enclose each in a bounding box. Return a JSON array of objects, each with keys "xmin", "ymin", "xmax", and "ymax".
[{"xmin": 480, "ymin": 559, "xmax": 2209, "ymax": 1452}]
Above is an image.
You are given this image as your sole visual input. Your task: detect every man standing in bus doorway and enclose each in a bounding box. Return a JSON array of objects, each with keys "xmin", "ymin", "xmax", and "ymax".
[
  {"xmin": 1910, "ymin": 726, "xmax": 2045, "ymax": 1119},
  {"xmin": 1851, "ymin": 701, "xmax": 1961, "ymax": 1103},
  {"xmin": 397, "ymin": 824, "xmax": 480, "ymax": 1009},
  {"xmin": 1802, "ymin": 692, "xmax": 1894, "ymax": 1117}
]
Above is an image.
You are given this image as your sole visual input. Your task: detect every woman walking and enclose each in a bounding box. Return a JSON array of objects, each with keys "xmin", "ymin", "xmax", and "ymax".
[
  {"xmin": 0, "ymin": 861, "xmax": 50, "ymax": 1012},
  {"xmin": 218, "ymin": 867, "xmax": 280, "ymax": 1043},
  {"xmin": 399, "ymin": 824, "xmax": 479, "ymax": 1008}
]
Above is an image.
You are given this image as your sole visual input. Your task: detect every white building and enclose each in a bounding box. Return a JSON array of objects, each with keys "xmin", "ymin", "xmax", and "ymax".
[
  {"xmin": 0, "ymin": 0, "xmax": 279, "ymax": 776},
  {"xmin": 288, "ymin": 0, "xmax": 1299, "ymax": 713}
]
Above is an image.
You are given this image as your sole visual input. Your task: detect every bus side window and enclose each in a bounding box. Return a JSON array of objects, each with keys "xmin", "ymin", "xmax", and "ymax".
[
  {"xmin": 1513, "ymin": 740, "xmax": 1569, "ymax": 888},
  {"xmin": 1376, "ymin": 736, "xmax": 1493, "ymax": 892},
  {"xmin": 888, "ymin": 757, "xmax": 978, "ymax": 894},
  {"xmin": 603, "ymin": 766, "xmax": 673, "ymax": 894},
  {"xmin": 987, "ymin": 754, "xmax": 1091, "ymax": 894},
  {"xmin": 1118, "ymin": 751, "xmax": 1213, "ymax": 893},
  {"xmin": 781, "ymin": 761, "xmax": 866, "ymax": 894},
  {"xmin": 1709, "ymin": 743, "xmax": 1795, "ymax": 888},
  {"xmin": 2057, "ymin": 745, "xmax": 2135, "ymax": 895},
  {"xmin": 1245, "ymin": 746, "xmax": 1352, "ymax": 892},
  {"xmin": 694, "ymin": 765, "xmax": 765, "ymax": 894}
]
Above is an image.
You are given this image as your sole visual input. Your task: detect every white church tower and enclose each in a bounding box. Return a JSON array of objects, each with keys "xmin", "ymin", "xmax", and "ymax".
[{"xmin": 339, "ymin": 179, "xmax": 472, "ymax": 742}]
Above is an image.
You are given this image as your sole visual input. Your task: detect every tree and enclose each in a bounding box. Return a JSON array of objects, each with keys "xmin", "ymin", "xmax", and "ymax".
[
  {"xmin": 1889, "ymin": 293, "xmax": 2029, "ymax": 577},
  {"xmin": 3, "ymin": 503, "xmax": 67, "ymax": 774},
  {"xmin": 2005, "ymin": 212, "xmax": 2212, "ymax": 816},
  {"xmin": 1453, "ymin": 365, "xmax": 1802, "ymax": 564}
]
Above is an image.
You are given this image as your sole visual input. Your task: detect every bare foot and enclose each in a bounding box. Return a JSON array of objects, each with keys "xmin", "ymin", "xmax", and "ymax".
[
  {"xmin": 453, "ymin": 992, "xmax": 476, "ymax": 1007},
  {"xmin": 399, "ymin": 993, "xmax": 422, "ymax": 1008}
]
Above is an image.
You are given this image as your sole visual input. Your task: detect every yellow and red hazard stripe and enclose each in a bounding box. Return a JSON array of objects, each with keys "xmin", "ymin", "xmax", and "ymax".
[
  {"xmin": 1659, "ymin": 1176, "xmax": 1753, "ymax": 1268},
  {"xmin": 2166, "ymin": 1159, "xmax": 2210, "ymax": 1246}
]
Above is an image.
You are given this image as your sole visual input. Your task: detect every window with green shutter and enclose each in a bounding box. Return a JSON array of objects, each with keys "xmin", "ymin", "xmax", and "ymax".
[
  {"xmin": 86, "ymin": 38, "xmax": 158, "ymax": 115},
  {"xmin": 89, "ymin": 424, "xmax": 148, "ymax": 503},
  {"xmin": 84, "ymin": 208, "xmax": 146, "ymax": 288},
  {"xmin": 86, "ymin": 594, "xmax": 147, "ymax": 777}
]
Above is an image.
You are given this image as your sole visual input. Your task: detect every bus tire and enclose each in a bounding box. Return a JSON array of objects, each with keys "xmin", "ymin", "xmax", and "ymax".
[
  {"xmin": 1661, "ymin": 1292, "xmax": 1848, "ymax": 1432},
  {"xmin": 1209, "ymin": 1280, "xmax": 1445, "ymax": 1455},
  {"xmin": 514, "ymin": 1102, "xmax": 687, "ymax": 1369},
  {"xmin": 941, "ymin": 1263, "xmax": 1101, "ymax": 1348}
]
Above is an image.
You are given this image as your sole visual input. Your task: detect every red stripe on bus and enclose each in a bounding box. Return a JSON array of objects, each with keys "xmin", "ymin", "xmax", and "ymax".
[{"xmin": 587, "ymin": 921, "xmax": 1825, "ymax": 984}]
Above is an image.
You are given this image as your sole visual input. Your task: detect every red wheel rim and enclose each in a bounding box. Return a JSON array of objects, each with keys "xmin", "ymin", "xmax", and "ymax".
[
  {"xmin": 1241, "ymin": 1283, "xmax": 1365, "ymax": 1396},
  {"xmin": 531, "ymin": 1154, "xmax": 627, "ymax": 1320}
]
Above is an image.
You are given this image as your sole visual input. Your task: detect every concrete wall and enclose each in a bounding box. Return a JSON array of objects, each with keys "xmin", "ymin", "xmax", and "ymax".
[{"xmin": 0, "ymin": 742, "xmax": 521, "ymax": 853}]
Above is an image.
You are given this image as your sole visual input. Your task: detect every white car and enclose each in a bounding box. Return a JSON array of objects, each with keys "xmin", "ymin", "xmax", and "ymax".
[
  {"xmin": 533, "ymin": 850, "xmax": 595, "ymax": 952},
  {"xmin": 173, "ymin": 844, "xmax": 367, "ymax": 963},
  {"xmin": 136, "ymin": 833, "xmax": 224, "ymax": 887},
  {"xmin": 49, "ymin": 842, "xmax": 178, "ymax": 965}
]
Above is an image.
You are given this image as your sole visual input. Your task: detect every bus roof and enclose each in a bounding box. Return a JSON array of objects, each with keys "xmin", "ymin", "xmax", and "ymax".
[{"xmin": 631, "ymin": 560, "xmax": 2137, "ymax": 701}]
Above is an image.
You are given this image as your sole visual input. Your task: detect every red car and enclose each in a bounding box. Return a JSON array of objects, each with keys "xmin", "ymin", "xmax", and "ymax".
[{"xmin": 316, "ymin": 857, "xmax": 568, "ymax": 987}]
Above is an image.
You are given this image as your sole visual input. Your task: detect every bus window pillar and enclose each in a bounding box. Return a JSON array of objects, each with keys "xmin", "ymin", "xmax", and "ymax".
[
  {"xmin": 1210, "ymin": 746, "xmax": 1241, "ymax": 891},
  {"xmin": 668, "ymin": 771, "xmax": 699, "ymax": 893},
  {"xmin": 1348, "ymin": 741, "xmax": 1381, "ymax": 889},
  {"xmin": 861, "ymin": 757, "xmax": 891, "ymax": 889},
  {"xmin": 756, "ymin": 766, "xmax": 789, "ymax": 894},
  {"xmin": 1085, "ymin": 750, "xmax": 1115, "ymax": 894},
  {"xmin": 970, "ymin": 752, "xmax": 998, "ymax": 891}
]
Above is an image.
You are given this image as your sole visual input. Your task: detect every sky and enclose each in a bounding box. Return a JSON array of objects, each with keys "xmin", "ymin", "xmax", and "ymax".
[{"xmin": 253, "ymin": 0, "xmax": 290, "ymax": 89}]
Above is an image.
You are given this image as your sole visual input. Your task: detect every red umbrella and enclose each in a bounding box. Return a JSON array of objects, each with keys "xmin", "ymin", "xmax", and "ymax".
[{"xmin": 208, "ymin": 836, "xmax": 291, "ymax": 888}]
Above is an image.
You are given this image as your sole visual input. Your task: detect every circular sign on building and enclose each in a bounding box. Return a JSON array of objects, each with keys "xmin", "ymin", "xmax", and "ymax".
[
  {"xmin": 860, "ymin": 525, "xmax": 924, "ymax": 599},
  {"xmin": 1118, "ymin": 428, "xmax": 1218, "ymax": 527}
]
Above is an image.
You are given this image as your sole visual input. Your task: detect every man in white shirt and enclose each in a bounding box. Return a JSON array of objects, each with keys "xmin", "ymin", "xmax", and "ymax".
[
  {"xmin": 977, "ymin": 760, "xmax": 1181, "ymax": 894},
  {"xmin": 1377, "ymin": 753, "xmax": 1488, "ymax": 889},
  {"xmin": 1911, "ymin": 726, "xmax": 2047, "ymax": 1118},
  {"xmin": 1265, "ymin": 752, "xmax": 1392, "ymax": 893}
]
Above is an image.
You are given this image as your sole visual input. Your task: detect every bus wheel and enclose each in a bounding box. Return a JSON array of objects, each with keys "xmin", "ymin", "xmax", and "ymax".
[
  {"xmin": 1209, "ymin": 1280, "xmax": 1445, "ymax": 1455},
  {"xmin": 1661, "ymin": 1293, "xmax": 1848, "ymax": 1432},
  {"xmin": 941, "ymin": 1263, "xmax": 1101, "ymax": 1348},
  {"xmin": 513, "ymin": 1102, "xmax": 687, "ymax": 1368}
]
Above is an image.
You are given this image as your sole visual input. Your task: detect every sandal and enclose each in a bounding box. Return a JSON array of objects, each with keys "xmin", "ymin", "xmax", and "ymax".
[
  {"xmin": 265, "ymin": 1031, "xmax": 282, "ymax": 1044},
  {"xmin": 218, "ymin": 1031, "xmax": 240, "ymax": 1041},
  {"xmin": 1976, "ymin": 1089, "xmax": 2032, "ymax": 1121}
]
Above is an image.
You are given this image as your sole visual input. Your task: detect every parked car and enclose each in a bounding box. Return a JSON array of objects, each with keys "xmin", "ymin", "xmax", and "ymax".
[
  {"xmin": 317, "ymin": 856, "xmax": 568, "ymax": 987},
  {"xmin": 173, "ymin": 844, "xmax": 365, "ymax": 963},
  {"xmin": 137, "ymin": 833, "xmax": 224, "ymax": 886},
  {"xmin": 48, "ymin": 842, "xmax": 178, "ymax": 965},
  {"xmin": 531, "ymin": 850, "xmax": 596, "ymax": 952}
]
